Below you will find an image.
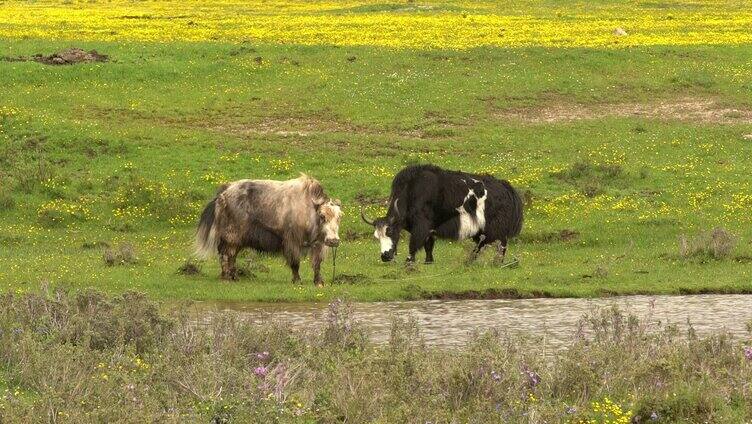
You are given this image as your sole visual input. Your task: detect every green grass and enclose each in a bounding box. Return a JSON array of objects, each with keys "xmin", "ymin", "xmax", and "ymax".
[{"xmin": 1, "ymin": 39, "xmax": 751, "ymax": 302}]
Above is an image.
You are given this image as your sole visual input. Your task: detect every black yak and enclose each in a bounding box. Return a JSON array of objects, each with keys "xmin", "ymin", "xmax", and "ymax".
[{"xmin": 361, "ymin": 164, "xmax": 523, "ymax": 263}]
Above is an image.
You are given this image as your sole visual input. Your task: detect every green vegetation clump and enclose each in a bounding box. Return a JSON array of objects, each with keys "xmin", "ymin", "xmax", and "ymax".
[
  {"xmin": 0, "ymin": 192, "xmax": 14, "ymax": 212},
  {"xmin": 552, "ymin": 160, "xmax": 627, "ymax": 197},
  {"xmin": 0, "ymin": 290, "xmax": 751, "ymax": 422}
]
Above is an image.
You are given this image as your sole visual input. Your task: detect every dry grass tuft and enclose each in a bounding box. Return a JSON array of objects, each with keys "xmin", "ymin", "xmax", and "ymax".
[
  {"xmin": 678, "ymin": 227, "xmax": 736, "ymax": 260},
  {"xmin": 103, "ymin": 243, "xmax": 138, "ymax": 266}
]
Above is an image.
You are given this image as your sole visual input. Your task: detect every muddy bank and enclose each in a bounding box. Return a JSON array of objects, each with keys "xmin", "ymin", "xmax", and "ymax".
[{"xmin": 405, "ymin": 285, "xmax": 752, "ymax": 301}]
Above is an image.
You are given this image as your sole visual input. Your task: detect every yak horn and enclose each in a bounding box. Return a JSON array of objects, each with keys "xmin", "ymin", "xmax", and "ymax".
[{"xmin": 360, "ymin": 207, "xmax": 375, "ymax": 226}]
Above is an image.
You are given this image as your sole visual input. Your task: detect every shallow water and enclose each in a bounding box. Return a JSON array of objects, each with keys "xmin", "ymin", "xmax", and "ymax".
[{"xmin": 194, "ymin": 294, "xmax": 752, "ymax": 348}]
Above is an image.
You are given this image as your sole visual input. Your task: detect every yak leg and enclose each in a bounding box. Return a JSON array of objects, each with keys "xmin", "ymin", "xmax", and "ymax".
[
  {"xmin": 218, "ymin": 240, "xmax": 239, "ymax": 280},
  {"xmin": 407, "ymin": 219, "xmax": 432, "ymax": 263},
  {"xmin": 311, "ymin": 244, "xmax": 325, "ymax": 287},
  {"xmin": 288, "ymin": 259, "xmax": 301, "ymax": 283},
  {"xmin": 494, "ymin": 236, "xmax": 508, "ymax": 264},
  {"xmin": 284, "ymin": 243, "xmax": 302, "ymax": 283},
  {"xmin": 424, "ymin": 235, "xmax": 435, "ymax": 264},
  {"xmin": 467, "ymin": 234, "xmax": 489, "ymax": 263}
]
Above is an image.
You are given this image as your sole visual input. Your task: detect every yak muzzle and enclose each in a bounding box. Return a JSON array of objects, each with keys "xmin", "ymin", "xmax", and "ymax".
[
  {"xmin": 381, "ymin": 251, "xmax": 394, "ymax": 262},
  {"xmin": 325, "ymin": 238, "xmax": 340, "ymax": 247}
]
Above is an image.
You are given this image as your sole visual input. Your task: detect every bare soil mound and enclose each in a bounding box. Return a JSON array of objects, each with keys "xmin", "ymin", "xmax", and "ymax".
[{"xmin": 3, "ymin": 48, "xmax": 108, "ymax": 65}]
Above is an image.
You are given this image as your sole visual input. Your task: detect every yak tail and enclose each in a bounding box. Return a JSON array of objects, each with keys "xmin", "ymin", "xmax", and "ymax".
[
  {"xmin": 195, "ymin": 198, "xmax": 221, "ymax": 259},
  {"xmin": 505, "ymin": 181, "xmax": 524, "ymax": 238},
  {"xmin": 195, "ymin": 184, "xmax": 229, "ymax": 259}
]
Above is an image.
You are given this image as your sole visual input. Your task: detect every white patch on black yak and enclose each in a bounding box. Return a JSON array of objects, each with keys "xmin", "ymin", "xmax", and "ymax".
[
  {"xmin": 374, "ymin": 226, "xmax": 393, "ymax": 254},
  {"xmin": 456, "ymin": 188, "xmax": 487, "ymax": 240}
]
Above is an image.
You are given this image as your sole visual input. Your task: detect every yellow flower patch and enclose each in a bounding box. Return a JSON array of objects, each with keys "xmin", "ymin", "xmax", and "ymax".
[{"xmin": 1, "ymin": 1, "xmax": 751, "ymax": 49}]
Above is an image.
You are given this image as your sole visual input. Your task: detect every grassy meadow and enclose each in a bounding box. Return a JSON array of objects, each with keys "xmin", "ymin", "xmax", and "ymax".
[{"xmin": 1, "ymin": 1, "xmax": 752, "ymax": 302}]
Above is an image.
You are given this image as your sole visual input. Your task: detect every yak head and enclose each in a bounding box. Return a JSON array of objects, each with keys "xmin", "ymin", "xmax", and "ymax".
[
  {"xmin": 316, "ymin": 198, "xmax": 342, "ymax": 247},
  {"xmin": 361, "ymin": 201, "xmax": 401, "ymax": 262}
]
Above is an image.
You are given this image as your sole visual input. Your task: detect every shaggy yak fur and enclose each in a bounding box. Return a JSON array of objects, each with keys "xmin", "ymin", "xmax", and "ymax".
[
  {"xmin": 196, "ymin": 175, "xmax": 342, "ymax": 285},
  {"xmin": 361, "ymin": 164, "xmax": 523, "ymax": 263}
]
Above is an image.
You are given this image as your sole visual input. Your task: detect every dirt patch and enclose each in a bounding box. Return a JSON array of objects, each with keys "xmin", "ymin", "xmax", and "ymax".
[
  {"xmin": 354, "ymin": 192, "xmax": 388, "ymax": 206},
  {"xmin": 519, "ymin": 229, "xmax": 580, "ymax": 244},
  {"xmin": 496, "ymin": 98, "xmax": 752, "ymax": 124},
  {"xmin": 3, "ymin": 48, "xmax": 108, "ymax": 66},
  {"xmin": 210, "ymin": 116, "xmax": 367, "ymax": 138},
  {"xmin": 211, "ymin": 116, "xmax": 453, "ymax": 139},
  {"xmin": 199, "ymin": 109, "xmax": 465, "ymax": 140},
  {"xmin": 86, "ymin": 105, "xmax": 463, "ymax": 142}
]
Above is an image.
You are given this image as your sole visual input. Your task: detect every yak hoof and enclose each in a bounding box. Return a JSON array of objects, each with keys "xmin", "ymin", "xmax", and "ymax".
[
  {"xmin": 424, "ymin": 259, "xmax": 434, "ymax": 265},
  {"xmin": 220, "ymin": 269, "xmax": 238, "ymax": 280}
]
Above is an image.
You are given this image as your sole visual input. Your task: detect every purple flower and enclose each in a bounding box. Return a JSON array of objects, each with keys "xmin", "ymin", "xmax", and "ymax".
[
  {"xmin": 256, "ymin": 351, "xmax": 270, "ymax": 361},
  {"xmin": 743, "ymin": 346, "xmax": 752, "ymax": 361},
  {"xmin": 490, "ymin": 371, "xmax": 501, "ymax": 382},
  {"xmin": 650, "ymin": 411, "xmax": 659, "ymax": 421},
  {"xmin": 565, "ymin": 406, "xmax": 576, "ymax": 414},
  {"xmin": 253, "ymin": 366, "xmax": 268, "ymax": 377},
  {"xmin": 522, "ymin": 366, "xmax": 541, "ymax": 388}
]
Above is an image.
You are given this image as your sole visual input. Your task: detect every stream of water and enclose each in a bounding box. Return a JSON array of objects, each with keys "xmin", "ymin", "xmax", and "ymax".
[{"xmin": 195, "ymin": 294, "xmax": 752, "ymax": 348}]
